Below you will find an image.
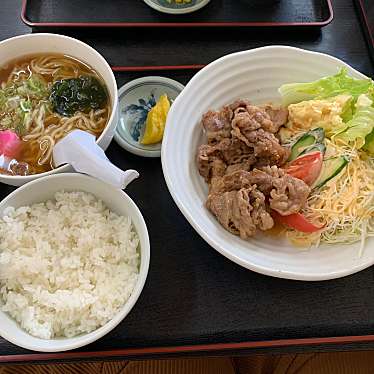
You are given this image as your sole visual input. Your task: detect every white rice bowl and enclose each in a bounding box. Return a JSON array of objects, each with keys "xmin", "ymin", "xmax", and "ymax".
[{"xmin": 0, "ymin": 191, "xmax": 140, "ymax": 340}]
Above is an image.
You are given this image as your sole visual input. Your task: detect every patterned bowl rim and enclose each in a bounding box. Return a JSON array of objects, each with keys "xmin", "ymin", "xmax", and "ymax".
[{"xmin": 114, "ymin": 76, "xmax": 185, "ymax": 157}]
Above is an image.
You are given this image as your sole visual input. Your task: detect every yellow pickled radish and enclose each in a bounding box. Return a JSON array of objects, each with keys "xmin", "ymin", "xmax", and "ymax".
[{"xmin": 141, "ymin": 94, "xmax": 170, "ymax": 145}]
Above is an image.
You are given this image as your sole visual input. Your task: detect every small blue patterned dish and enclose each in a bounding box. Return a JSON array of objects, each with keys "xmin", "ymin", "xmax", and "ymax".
[
  {"xmin": 143, "ymin": 0, "xmax": 210, "ymax": 14},
  {"xmin": 114, "ymin": 77, "xmax": 184, "ymax": 157}
]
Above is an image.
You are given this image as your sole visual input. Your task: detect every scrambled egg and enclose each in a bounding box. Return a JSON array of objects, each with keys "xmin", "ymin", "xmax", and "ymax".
[
  {"xmin": 286, "ymin": 95, "xmax": 351, "ymax": 137},
  {"xmin": 141, "ymin": 94, "xmax": 170, "ymax": 145}
]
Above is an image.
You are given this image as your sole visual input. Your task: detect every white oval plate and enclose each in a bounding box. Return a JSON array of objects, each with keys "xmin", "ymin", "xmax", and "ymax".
[
  {"xmin": 143, "ymin": 0, "xmax": 210, "ymax": 14},
  {"xmin": 161, "ymin": 45, "xmax": 372, "ymax": 281}
]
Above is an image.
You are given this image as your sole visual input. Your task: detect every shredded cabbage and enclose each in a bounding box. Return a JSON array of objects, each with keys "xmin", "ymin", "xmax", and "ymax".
[{"xmin": 285, "ymin": 140, "xmax": 374, "ymax": 255}]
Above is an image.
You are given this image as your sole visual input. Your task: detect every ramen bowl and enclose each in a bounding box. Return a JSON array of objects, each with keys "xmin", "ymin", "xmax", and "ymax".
[
  {"xmin": 161, "ymin": 46, "xmax": 373, "ymax": 281},
  {"xmin": 0, "ymin": 173, "xmax": 150, "ymax": 352},
  {"xmin": 0, "ymin": 33, "xmax": 118, "ymax": 186}
]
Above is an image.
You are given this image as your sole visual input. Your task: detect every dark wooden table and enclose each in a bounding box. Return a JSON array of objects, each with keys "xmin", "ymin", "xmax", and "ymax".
[{"xmin": 1, "ymin": 0, "xmax": 374, "ymax": 365}]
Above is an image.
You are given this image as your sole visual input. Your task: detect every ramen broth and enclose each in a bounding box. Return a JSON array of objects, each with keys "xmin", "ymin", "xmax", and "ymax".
[{"xmin": 0, "ymin": 53, "xmax": 110, "ymax": 176}]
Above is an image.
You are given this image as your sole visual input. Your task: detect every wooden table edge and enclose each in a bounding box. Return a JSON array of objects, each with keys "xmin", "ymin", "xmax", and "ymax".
[{"xmin": 2, "ymin": 334, "xmax": 374, "ymax": 363}]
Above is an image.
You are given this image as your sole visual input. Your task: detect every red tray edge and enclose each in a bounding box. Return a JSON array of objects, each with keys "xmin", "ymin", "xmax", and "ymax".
[
  {"xmin": 111, "ymin": 65, "xmax": 205, "ymax": 72},
  {"xmin": 2, "ymin": 333, "xmax": 374, "ymax": 363},
  {"xmin": 21, "ymin": 0, "xmax": 334, "ymax": 28},
  {"xmin": 355, "ymin": 0, "xmax": 374, "ymax": 46}
]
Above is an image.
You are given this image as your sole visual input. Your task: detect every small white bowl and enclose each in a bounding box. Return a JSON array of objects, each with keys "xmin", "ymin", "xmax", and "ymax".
[
  {"xmin": 0, "ymin": 33, "xmax": 118, "ymax": 187},
  {"xmin": 114, "ymin": 76, "xmax": 184, "ymax": 158},
  {"xmin": 162, "ymin": 45, "xmax": 373, "ymax": 281},
  {"xmin": 143, "ymin": 0, "xmax": 210, "ymax": 14},
  {"xmin": 0, "ymin": 173, "xmax": 150, "ymax": 352}
]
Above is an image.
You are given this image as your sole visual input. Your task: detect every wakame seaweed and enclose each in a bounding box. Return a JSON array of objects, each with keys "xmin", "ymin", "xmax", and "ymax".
[{"xmin": 50, "ymin": 76, "xmax": 108, "ymax": 117}]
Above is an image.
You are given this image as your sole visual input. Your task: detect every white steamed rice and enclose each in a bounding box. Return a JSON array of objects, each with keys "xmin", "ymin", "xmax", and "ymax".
[{"xmin": 0, "ymin": 191, "xmax": 140, "ymax": 339}]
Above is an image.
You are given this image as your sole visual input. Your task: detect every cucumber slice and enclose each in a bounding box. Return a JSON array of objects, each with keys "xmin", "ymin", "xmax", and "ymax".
[
  {"xmin": 289, "ymin": 134, "xmax": 315, "ymax": 161},
  {"xmin": 313, "ymin": 156, "xmax": 349, "ymax": 189},
  {"xmin": 308, "ymin": 128, "xmax": 325, "ymax": 143},
  {"xmin": 289, "ymin": 128, "xmax": 325, "ymax": 161},
  {"xmin": 299, "ymin": 143, "xmax": 326, "ymax": 157}
]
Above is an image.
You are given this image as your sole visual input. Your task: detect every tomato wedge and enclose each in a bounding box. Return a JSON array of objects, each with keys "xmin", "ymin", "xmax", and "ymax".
[
  {"xmin": 272, "ymin": 211, "xmax": 324, "ymax": 233},
  {"xmin": 285, "ymin": 151, "xmax": 323, "ymax": 186}
]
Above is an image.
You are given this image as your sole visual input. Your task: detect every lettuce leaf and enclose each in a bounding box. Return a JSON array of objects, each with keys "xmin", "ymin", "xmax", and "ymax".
[
  {"xmin": 340, "ymin": 96, "xmax": 354, "ymax": 122},
  {"xmin": 279, "ymin": 68, "xmax": 374, "ymax": 106},
  {"xmin": 333, "ymin": 97, "xmax": 374, "ymax": 149}
]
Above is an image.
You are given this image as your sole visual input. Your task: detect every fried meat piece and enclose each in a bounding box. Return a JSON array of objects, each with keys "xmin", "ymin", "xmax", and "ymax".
[
  {"xmin": 206, "ymin": 186, "xmax": 274, "ymax": 240},
  {"xmin": 210, "ymin": 166, "xmax": 311, "ymax": 217}
]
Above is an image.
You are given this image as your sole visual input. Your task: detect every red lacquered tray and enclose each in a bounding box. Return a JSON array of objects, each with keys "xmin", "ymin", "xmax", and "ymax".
[
  {"xmin": 354, "ymin": 0, "xmax": 374, "ymax": 61},
  {"xmin": 21, "ymin": 0, "xmax": 333, "ymax": 28}
]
